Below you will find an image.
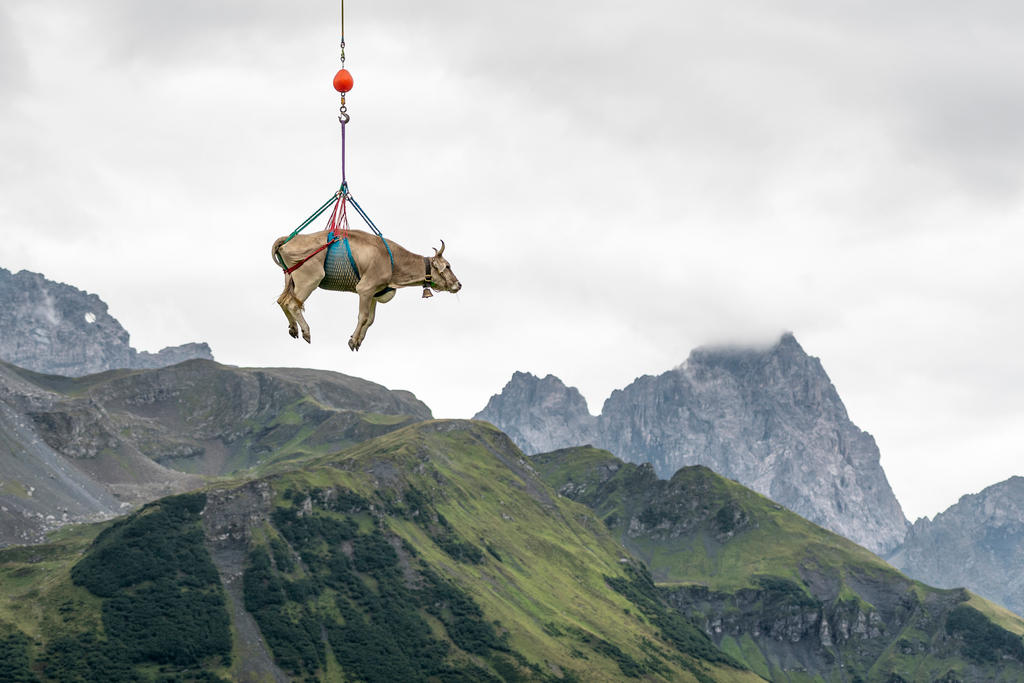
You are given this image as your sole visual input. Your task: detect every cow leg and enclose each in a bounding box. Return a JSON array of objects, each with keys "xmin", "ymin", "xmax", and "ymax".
[
  {"xmin": 276, "ymin": 274, "xmax": 299, "ymax": 338},
  {"xmin": 348, "ymin": 288, "xmax": 378, "ymax": 351},
  {"xmin": 360, "ymin": 298, "xmax": 378, "ymax": 346},
  {"xmin": 286, "ymin": 265, "xmax": 325, "ymax": 344}
]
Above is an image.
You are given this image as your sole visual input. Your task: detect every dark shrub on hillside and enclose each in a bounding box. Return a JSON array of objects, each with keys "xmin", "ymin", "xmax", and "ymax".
[
  {"xmin": 249, "ymin": 488, "xmax": 512, "ymax": 681},
  {"xmin": 71, "ymin": 494, "xmax": 217, "ymax": 597},
  {"xmin": 946, "ymin": 605, "xmax": 1024, "ymax": 664},
  {"xmin": 102, "ymin": 578, "xmax": 230, "ymax": 665},
  {"xmin": 42, "ymin": 633, "xmax": 134, "ymax": 682},
  {"xmin": 270, "ymin": 536, "xmax": 296, "ymax": 573},
  {"xmin": 353, "ymin": 532, "xmax": 399, "ymax": 573},
  {"xmin": 242, "ymin": 545, "xmax": 323, "ymax": 677},
  {"xmin": 606, "ymin": 563, "xmax": 741, "ymax": 670},
  {"xmin": 0, "ymin": 631, "xmax": 37, "ymax": 683},
  {"xmin": 243, "ymin": 546, "xmax": 286, "ymax": 611},
  {"xmin": 68, "ymin": 492, "xmax": 231, "ymax": 669},
  {"xmin": 754, "ymin": 575, "xmax": 820, "ymax": 609}
]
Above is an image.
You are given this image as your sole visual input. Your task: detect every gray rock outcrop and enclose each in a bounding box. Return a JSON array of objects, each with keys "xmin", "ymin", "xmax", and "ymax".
[
  {"xmin": 475, "ymin": 372, "xmax": 597, "ymax": 455},
  {"xmin": 0, "ymin": 267, "xmax": 213, "ymax": 376},
  {"xmin": 474, "ymin": 334, "xmax": 909, "ymax": 555},
  {"xmin": 888, "ymin": 476, "xmax": 1024, "ymax": 617}
]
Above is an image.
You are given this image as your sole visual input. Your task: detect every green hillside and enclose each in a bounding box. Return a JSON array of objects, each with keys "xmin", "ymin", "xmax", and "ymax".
[
  {"xmin": 533, "ymin": 446, "xmax": 1024, "ymax": 683},
  {"xmin": 0, "ymin": 420, "xmax": 761, "ymax": 683}
]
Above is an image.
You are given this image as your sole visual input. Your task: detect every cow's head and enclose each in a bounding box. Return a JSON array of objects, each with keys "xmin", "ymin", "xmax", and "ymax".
[{"xmin": 428, "ymin": 240, "xmax": 461, "ymax": 293}]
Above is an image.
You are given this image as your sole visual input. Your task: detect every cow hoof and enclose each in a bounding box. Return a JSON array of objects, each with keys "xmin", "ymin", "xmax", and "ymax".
[
  {"xmin": 288, "ymin": 327, "xmax": 298, "ymax": 339},
  {"xmin": 348, "ymin": 337, "xmax": 358, "ymax": 351},
  {"xmin": 303, "ymin": 332, "xmax": 311, "ymax": 344}
]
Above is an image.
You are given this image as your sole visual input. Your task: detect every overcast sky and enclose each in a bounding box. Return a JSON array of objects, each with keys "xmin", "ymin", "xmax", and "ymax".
[{"xmin": 2, "ymin": 1, "xmax": 1022, "ymax": 521}]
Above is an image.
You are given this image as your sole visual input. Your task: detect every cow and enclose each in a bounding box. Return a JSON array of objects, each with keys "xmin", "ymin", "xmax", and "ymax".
[{"xmin": 272, "ymin": 228, "xmax": 461, "ymax": 350}]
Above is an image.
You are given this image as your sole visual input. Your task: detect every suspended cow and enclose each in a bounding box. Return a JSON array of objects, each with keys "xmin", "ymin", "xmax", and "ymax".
[
  {"xmin": 272, "ymin": 227, "xmax": 461, "ymax": 350},
  {"xmin": 273, "ymin": 9, "xmax": 460, "ymax": 351}
]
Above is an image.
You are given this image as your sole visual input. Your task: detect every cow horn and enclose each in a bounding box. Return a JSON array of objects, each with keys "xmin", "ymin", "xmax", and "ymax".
[{"xmin": 434, "ymin": 240, "xmax": 445, "ymax": 258}]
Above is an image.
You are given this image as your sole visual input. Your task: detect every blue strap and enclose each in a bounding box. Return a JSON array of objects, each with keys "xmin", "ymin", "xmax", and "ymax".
[
  {"xmin": 348, "ymin": 195, "xmax": 394, "ymax": 269},
  {"xmin": 342, "ymin": 236, "xmax": 360, "ymax": 280}
]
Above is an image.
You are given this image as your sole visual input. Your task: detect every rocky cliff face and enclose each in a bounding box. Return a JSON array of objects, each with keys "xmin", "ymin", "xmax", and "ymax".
[
  {"xmin": 663, "ymin": 579, "xmax": 985, "ymax": 682},
  {"xmin": 474, "ymin": 371, "xmax": 597, "ymax": 455},
  {"xmin": 0, "ymin": 267, "xmax": 213, "ymax": 376},
  {"xmin": 889, "ymin": 477, "xmax": 1024, "ymax": 618},
  {"xmin": 0, "ymin": 361, "xmax": 190, "ymax": 545},
  {"xmin": 599, "ymin": 334, "xmax": 908, "ymax": 555},
  {"xmin": 475, "ymin": 334, "xmax": 908, "ymax": 555}
]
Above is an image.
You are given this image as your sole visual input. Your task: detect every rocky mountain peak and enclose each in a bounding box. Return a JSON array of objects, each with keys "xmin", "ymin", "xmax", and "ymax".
[
  {"xmin": 475, "ymin": 334, "xmax": 909, "ymax": 555},
  {"xmin": 474, "ymin": 371, "xmax": 596, "ymax": 455},
  {"xmin": 0, "ymin": 267, "xmax": 213, "ymax": 376},
  {"xmin": 889, "ymin": 476, "xmax": 1024, "ymax": 616},
  {"xmin": 939, "ymin": 476, "xmax": 1024, "ymax": 526}
]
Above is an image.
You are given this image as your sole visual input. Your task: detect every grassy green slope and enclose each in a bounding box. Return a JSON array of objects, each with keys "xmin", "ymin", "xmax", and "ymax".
[
  {"xmin": 534, "ymin": 447, "xmax": 894, "ymax": 591},
  {"xmin": 0, "ymin": 420, "xmax": 764, "ymax": 683},
  {"xmin": 255, "ymin": 420, "xmax": 760, "ymax": 682},
  {"xmin": 533, "ymin": 446, "xmax": 1024, "ymax": 683}
]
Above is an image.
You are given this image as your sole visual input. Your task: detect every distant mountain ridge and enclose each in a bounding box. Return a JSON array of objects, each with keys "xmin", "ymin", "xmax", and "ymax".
[
  {"xmin": 475, "ymin": 334, "xmax": 909, "ymax": 554},
  {"xmin": 0, "ymin": 267, "xmax": 213, "ymax": 376},
  {"xmin": 889, "ymin": 476, "xmax": 1024, "ymax": 618},
  {"xmin": 0, "ymin": 358, "xmax": 432, "ymax": 546}
]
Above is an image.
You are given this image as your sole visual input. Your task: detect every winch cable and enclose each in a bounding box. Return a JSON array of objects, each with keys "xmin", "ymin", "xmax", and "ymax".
[{"xmin": 276, "ymin": 0, "xmax": 393, "ymax": 273}]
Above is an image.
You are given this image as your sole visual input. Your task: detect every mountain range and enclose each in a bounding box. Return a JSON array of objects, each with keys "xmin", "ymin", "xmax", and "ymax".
[
  {"xmin": 3, "ymin": 269, "xmax": 1024, "ymax": 681},
  {"xmin": 475, "ymin": 334, "xmax": 908, "ymax": 555}
]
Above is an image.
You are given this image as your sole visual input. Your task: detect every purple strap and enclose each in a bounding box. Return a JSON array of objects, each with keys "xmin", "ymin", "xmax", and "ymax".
[{"xmin": 341, "ymin": 119, "xmax": 347, "ymax": 184}]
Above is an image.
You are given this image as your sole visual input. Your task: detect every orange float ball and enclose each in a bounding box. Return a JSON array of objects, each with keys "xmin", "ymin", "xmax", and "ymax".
[{"xmin": 333, "ymin": 69, "xmax": 354, "ymax": 93}]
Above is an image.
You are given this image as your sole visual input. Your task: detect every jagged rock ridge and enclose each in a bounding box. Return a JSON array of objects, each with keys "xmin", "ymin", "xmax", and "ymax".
[
  {"xmin": 474, "ymin": 334, "xmax": 909, "ymax": 554},
  {"xmin": 889, "ymin": 476, "xmax": 1024, "ymax": 618},
  {"xmin": 0, "ymin": 267, "xmax": 213, "ymax": 376},
  {"xmin": 475, "ymin": 371, "xmax": 597, "ymax": 455}
]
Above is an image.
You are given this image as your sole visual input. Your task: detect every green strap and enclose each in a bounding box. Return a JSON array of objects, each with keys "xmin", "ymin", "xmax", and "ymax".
[{"xmin": 280, "ymin": 191, "xmax": 339, "ymax": 247}]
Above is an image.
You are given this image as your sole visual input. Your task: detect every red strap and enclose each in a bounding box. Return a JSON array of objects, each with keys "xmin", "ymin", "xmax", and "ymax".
[
  {"xmin": 283, "ymin": 193, "xmax": 348, "ymax": 275},
  {"xmin": 284, "ymin": 236, "xmax": 338, "ymax": 275}
]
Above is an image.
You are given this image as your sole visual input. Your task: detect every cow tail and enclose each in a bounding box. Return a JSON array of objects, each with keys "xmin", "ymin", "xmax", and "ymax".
[
  {"xmin": 272, "ymin": 237, "xmax": 288, "ymax": 268},
  {"xmin": 273, "ymin": 237, "xmax": 301, "ymax": 310}
]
